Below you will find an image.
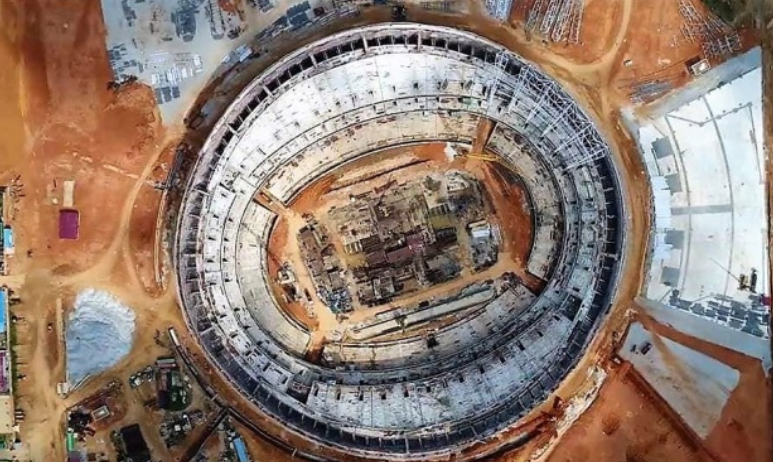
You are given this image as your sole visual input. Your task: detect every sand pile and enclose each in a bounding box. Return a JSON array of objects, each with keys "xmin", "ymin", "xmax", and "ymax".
[{"xmin": 65, "ymin": 289, "xmax": 136, "ymax": 385}]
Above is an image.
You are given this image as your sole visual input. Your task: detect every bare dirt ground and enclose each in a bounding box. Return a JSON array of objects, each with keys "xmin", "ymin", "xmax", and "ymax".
[
  {"xmin": 266, "ymin": 216, "xmax": 321, "ymax": 330},
  {"xmin": 544, "ymin": 360, "xmax": 712, "ymax": 462},
  {"xmin": 0, "ymin": 2, "xmax": 26, "ymax": 174},
  {"xmin": 465, "ymin": 159, "xmax": 539, "ymax": 287},
  {"xmin": 128, "ymin": 144, "xmax": 178, "ymax": 296},
  {"xmin": 541, "ymin": 303, "xmax": 772, "ymax": 462},
  {"xmin": 0, "ymin": 0, "xmax": 768, "ymax": 461},
  {"xmin": 196, "ymin": 427, "xmax": 226, "ymax": 462},
  {"xmin": 509, "ymin": 0, "xmax": 626, "ymax": 65},
  {"xmin": 0, "ymin": 1, "xmax": 189, "ymax": 461},
  {"xmin": 508, "ymin": 0, "xmax": 758, "ymax": 106},
  {"xmin": 0, "ymin": 0, "xmax": 167, "ymax": 275},
  {"xmin": 634, "ymin": 306, "xmax": 773, "ymax": 462}
]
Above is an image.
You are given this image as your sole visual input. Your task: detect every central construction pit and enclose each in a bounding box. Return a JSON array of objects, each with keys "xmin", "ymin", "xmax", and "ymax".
[{"xmin": 264, "ymin": 142, "xmax": 544, "ymax": 351}]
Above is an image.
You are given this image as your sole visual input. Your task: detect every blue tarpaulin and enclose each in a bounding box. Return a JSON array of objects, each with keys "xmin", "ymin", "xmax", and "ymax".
[
  {"xmin": 2, "ymin": 227, "xmax": 12, "ymax": 251},
  {"xmin": 0, "ymin": 289, "xmax": 6, "ymax": 334},
  {"xmin": 233, "ymin": 437, "xmax": 249, "ymax": 462}
]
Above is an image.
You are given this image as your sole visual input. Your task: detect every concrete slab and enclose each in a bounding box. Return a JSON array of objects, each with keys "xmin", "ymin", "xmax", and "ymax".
[
  {"xmin": 670, "ymin": 204, "xmax": 732, "ymax": 215},
  {"xmin": 620, "ymin": 322, "xmax": 739, "ymax": 438},
  {"xmin": 63, "ymin": 180, "xmax": 75, "ymax": 208},
  {"xmin": 652, "ymin": 137, "xmax": 674, "ymax": 159},
  {"xmin": 664, "ymin": 173, "xmax": 682, "ymax": 193},
  {"xmin": 638, "ymin": 297, "xmax": 771, "ymax": 372},
  {"xmin": 660, "ymin": 266, "xmax": 680, "ymax": 286},
  {"xmin": 664, "ymin": 229, "xmax": 684, "ymax": 250},
  {"xmin": 635, "ymin": 47, "xmax": 769, "ymax": 340}
]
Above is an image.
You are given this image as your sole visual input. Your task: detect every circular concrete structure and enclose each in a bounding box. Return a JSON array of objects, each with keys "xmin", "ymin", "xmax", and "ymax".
[{"xmin": 175, "ymin": 23, "xmax": 624, "ymax": 460}]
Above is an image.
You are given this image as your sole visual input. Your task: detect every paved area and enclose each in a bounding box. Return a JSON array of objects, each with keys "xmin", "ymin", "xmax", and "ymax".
[
  {"xmin": 620, "ymin": 322, "xmax": 739, "ymax": 437},
  {"xmin": 635, "ymin": 47, "xmax": 770, "ymax": 339},
  {"xmin": 637, "ymin": 297, "xmax": 771, "ymax": 370},
  {"xmin": 100, "ymin": 0, "xmax": 349, "ymax": 121}
]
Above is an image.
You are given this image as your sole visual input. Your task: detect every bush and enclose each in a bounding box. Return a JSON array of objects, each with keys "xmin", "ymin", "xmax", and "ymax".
[{"xmin": 702, "ymin": 0, "xmax": 737, "ymax": 23}]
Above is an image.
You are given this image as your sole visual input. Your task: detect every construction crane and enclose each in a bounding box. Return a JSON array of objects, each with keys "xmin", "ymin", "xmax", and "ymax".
[
  {"xmin": 374, "ymin": 174, "xmax": 396, "ymax": 209},
  {"xmin": 239, "ymin": 221, "xmax": 284, "ymax": 269},
  {"xmin": 709, "ymin": 258, "xmax": 745, "ymax": 289},
  {"xmin": 458, "ymin": 150, "xmax": 515, "ymax": 169},
  {"xmin": 462, "ymin": 152, "xmax": 499, "ymax": 162}
]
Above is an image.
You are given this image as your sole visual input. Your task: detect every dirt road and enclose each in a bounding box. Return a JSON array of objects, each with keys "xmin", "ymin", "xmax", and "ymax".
[{"xmin": 0, "ymin": 1, "xmax": 184, "ymax": 460}]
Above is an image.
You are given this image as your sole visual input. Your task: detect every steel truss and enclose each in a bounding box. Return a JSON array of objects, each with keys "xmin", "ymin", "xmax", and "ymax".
[
  {"xmin": 494, "ymin": 64, "xmax": 607, "ymax": 170},
  {"xmin": 524, "ymin": 0, "xmax": 585, "ymax": 45},
  {"xmin": 485, "ymin": 0, "xmax": 514, "ymax": 21}
]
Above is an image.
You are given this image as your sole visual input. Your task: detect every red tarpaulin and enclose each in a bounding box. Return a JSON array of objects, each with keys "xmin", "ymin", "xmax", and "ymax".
[{"xmin": 59, "ymin": 209, "xmax": 80, "ymax": 240}]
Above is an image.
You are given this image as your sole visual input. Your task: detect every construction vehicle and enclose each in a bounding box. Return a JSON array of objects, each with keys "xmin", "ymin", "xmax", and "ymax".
[
  {"xmin": 738, "ymin": 273, "xmax": 749, "ymax": 291},
  {"xmin": 391, "ymin": 4, "xmax": 407, "ymax": 21}
]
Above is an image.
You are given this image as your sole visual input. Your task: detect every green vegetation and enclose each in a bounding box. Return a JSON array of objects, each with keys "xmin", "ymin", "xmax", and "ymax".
[{"xmin": 702, "ymin": 0, "xmax": 738, "ymax": 23}]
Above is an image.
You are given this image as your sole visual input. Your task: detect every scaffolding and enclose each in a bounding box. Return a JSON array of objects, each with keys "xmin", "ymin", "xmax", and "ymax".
[
  {"xmin": 420, "ymin": 0, "xmax": 455, "ymax": 11},
  {"xmin": 556, "ymin": 125, "xmax": 609, "ymax": 170},
  {"xmin": 702, "ymin": 32, "xmax": 741, "ymax": 58},
  {"xmin": 627, "ymin": 79, "xmax": 676, "ymax": 104},
  {"xmin": 487, "ymin": 51, "xmax": 510, "ymax": 112},
  {"xmin": 568, "ymin": 0, "xmax": 584, "ymax": 44},
  {"xmin": 496, "ymin": 64, "xmax": 606, "ymax": 169},
  {"xmin": 678, "ymin": 0, "xmax": 741, "ymax": 58},
  {"xmin": 521, "ymin": 0, "xmax": 585, "ymax": 45},
  {"xmin": 485, "ymin": 0, "xmax": 514, "ymax": 21}
]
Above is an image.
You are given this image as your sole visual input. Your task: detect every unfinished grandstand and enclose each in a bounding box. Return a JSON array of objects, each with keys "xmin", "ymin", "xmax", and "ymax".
[{"xmin": 174, "ymin": 23, "xmax": 625, "ymax": 460}]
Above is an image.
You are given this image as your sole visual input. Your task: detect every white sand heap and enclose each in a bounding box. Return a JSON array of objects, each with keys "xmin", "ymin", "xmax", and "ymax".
[{"xmin": 65, "ymin": 289, "xmax": 136, "ymax": 386}]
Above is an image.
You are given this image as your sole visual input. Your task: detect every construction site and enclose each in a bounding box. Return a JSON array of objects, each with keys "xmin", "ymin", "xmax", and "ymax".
[
  {"xmin": 304, "ymin": 169, "xmax": 495, "ymax": 309},
  {"xmin": 0, "ymin": 0, "xmax": 771, "ymax": 461}
]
